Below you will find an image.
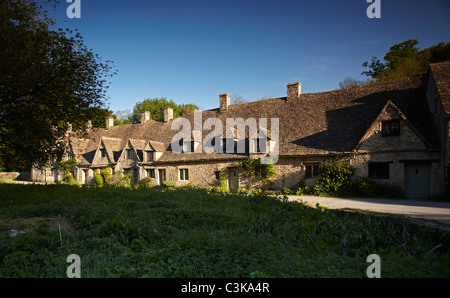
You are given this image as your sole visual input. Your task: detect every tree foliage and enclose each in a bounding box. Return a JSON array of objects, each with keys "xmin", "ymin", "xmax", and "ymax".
[
  {"xmin": 113, "ymin": 109, "xmax": 132, "ymax": 125},
  {"xmin": 231, "ymin": 94, "xmax": 248, "ymax": 105},
  {"xmin": 129, "ymin": 97, "xmax": 198, "ymax": 124},
  {"xmin": 0, "ymin": 0, "xmax": 116, "ymax": 170},
  {"xmin": 314, "ymin": 159, "xmax": 354, "ymax": 195},
  {"xmin": 362, "ymin": 39, "xmax": 450, "ymax": 82},
  {"xmin": 338, "ymin": 76, "xmax": 373, "ymax": 89}
]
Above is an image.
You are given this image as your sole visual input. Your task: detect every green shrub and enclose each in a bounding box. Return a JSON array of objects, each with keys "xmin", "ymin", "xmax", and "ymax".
[
  {"xmin": 293, "ymin": 179, "xmax": 315, "ymax": 196},
  {"xmin": 137, "ymin": 177, "xmax": 154, "ymax": 189},
  {"xmin": 162, "ymin": 180, "xmax": 176, "ymax": 187},
  {"xmin": 59, "ymin": 158, "xmax": 77, "ymax": 185},
  {"xmin": 94, "ymin": 173, "xmax": 104, "ymax": 187},
  {"xmin": 212, "ymin": 173, "xmax": 229, "ymax": 194},
  {"xmin": 347, "ymin": 178, "xmax": 404, "ymax": 198},
  {"xmin": 162, "ymin": 180, "xmax": 177, "ymax": 190},
  {"xmin": 112, "ymin": 171, "xmax": 132, "ymax": 188},
  {"xmin": 233, "ymin": 157, "xmax": 276, "ymax": 188},
  {"xmin": 314, "ymin": 159, "xmax": 354, "ymax": 195},
  {"xmin": 101, "ymin": 167, "xmax": 113, "ymax": 186},
  {"xmin": 283, "ymin": 187, "xmax": 293, "ymax": 195}
]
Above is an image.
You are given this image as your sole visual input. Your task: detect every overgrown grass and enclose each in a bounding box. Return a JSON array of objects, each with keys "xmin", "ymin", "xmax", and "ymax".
[{"xmin": 0, "ymin": 184, "xmax": 449, "ymax": 278}]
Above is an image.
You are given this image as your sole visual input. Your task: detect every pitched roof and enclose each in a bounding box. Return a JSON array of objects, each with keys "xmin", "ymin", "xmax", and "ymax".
[
  {"xmin": 429, "ymin": 61, "xmax": 450, "ymax": 115},
  {"xmin": 128, "ymin": 139, "xmax": 147, "ymax": 162},
  {"xmin": 147, "ymin": 141, "xmax": 165, "ymax": 152},
  {"xmin": 354, "ymin": 100, "xmax": 432, "ymax": 151},
  {"xmin": 69, "ymin": 73, "xmax": 439, "ymax": 164}
]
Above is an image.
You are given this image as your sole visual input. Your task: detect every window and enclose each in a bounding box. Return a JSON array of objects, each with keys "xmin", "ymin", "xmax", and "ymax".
[
  {"xmin": 179, "ymin": 169, "xmax": 189, "ymax": 181},
  {"xmin": 254, "ymin": 165, "xmax": 268, "ymax": 179},
  {"xmin": 146, "ymin": 150, "xmax": 154, "ymax": 162},
  {"xmin": 368, "ymin": 162, "xmax": 389, "ymax": 179},
  {"xmin": 305, "ymin": 164, "xmax": 320, "ymax": 179},
  {"xmin": 223, "ymin": 138, "xmax": 237, "ymax": 154},
  {"xmin": 100, "ymin": 148, "xmax": 106, "ymax": 158},
  {"xmin": 257, "ymin": 138, "xmax": 267, "ymax": 153},
  {"xmin": 215, "ymin": 171, "xmax": 221, "ymax": 180},
  {"xmin": 382, "ymin": 120, "xmax": 400, "ymax": 136},
  {"xmin": 125, "ymin": 149, "xmax": 132, "ymax": 159},
  {"xmin": 146, "ymin": 169, "xmax": 155, "ymax": 178}
]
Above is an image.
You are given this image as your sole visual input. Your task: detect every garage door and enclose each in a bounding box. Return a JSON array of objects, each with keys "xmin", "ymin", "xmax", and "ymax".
[{"xmin": 404, "ymin": 162, "xmax": 431, "ymax": 198}]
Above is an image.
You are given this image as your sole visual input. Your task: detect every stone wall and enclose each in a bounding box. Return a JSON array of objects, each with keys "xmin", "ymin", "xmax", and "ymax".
[
  {"xmin": 351, "ymin": 150, "xmax": 442, "ymax": 196},
  {"xmin": 137, "ymin": 157, "xmax": 320, "ymax": 190},
  {"xmin": 0, "ymin": 172, "xmax": 30, "ymax": 180},
  {"xmin": 358, "ymin": 105, "xmax": 428, "ymax": 152}
]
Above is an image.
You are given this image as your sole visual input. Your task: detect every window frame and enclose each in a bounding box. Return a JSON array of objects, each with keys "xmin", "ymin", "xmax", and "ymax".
[
  {"xmin": 179, "ymin": 168, "xmax": 189, "ymax": 181},
  {"xmin": 125, "ymin": 149, "xmax": 133, "ymax": 160},
  {"xmin": 305, "ymin": 164, "xmax": 321, "ymax": 179},
  {"xmin": 368, "ymin": 162, "xmax": 390, "ymax": 179},
  {"xmin": 146, "ymin": 168, "xmax": 155, "ymax": 179},
  {"xmin": 145, "ymin": 150, "xmax": 154, "ymax": 162},
  {"xmin": 381, "ymin": 120, "xmax": 400, "ymax": 137}
]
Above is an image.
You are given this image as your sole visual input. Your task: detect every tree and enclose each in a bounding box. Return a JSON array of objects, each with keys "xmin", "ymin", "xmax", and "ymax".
[
  {"xmin": 85, "ymin": 106, "xmax": 114, "ymax": 128},
  {"xmin": 128, "ymin": 98, "xmax": 198, "ymax": 123},
  {"xmin": 421, "ymin": 42, "xmax": 450, "ymax": 63},
  {"xmin": 0, "ymin": 0, "xmax": 116, "ymax": 170},
  {"xmin": 231, "ymin": 94, "xmax": 248, "ymax": 105},
  {"xmin": 338, "ymin": 76, "xmax": 373, "ymax": 89},
  {"xmin": 113, "ymin": 109, "xmax": 132, "ymax": 125},
  {"xmin": 362, "ymin": 39, "xmax": 450, "ymax": 82}
]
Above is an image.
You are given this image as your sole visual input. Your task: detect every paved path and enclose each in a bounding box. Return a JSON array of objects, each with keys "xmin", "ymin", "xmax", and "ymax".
[{"xmin": 286, "ymin": 195, "xmax": 450, "ymax": 231}]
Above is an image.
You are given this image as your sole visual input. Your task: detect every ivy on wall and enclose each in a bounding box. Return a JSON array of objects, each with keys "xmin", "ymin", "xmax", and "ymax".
[{"xmin": 233, "ymin": 157, "xmax": 276, "ymax": 188}]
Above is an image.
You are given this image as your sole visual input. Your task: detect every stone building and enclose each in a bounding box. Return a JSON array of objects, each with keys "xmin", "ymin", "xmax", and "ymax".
[{"xmin": 31, "ymin": 61, "xmax": 450, "ymax": 198}]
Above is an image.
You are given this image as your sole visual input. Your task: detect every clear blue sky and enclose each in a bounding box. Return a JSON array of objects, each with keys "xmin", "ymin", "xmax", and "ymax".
[{"xmin": 51, "ymin": 0, "xmax": 450, "ymax": 113}]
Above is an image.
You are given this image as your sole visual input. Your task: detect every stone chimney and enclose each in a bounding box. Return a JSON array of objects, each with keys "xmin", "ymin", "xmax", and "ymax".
[
  {"xmin": 164, "ymin": 107, "xmax": 173, "ymax": 123},
  {"xmin": 86, "ymin": 120, "xmax": 92, "ymax": 131},
  {"xmin": 106, "ymin": 117, "xmax": 114, "ymax": 130},
  {"xmin": 287, "ymin": 82, "xmax": 301, "ymax": 101},
  {"xmin": 65, "ymin": 122, "xmax": 72, "ymax": 137},
  {"xmin": 220, "ymin": 93, "xmax": 230, "ymax": 112},
  {"xmin": 141, "ymin": 111, "xmax": 151, "ymax": 123}
]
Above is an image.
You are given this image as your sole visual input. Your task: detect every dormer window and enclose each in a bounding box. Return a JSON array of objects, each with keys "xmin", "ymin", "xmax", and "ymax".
[
  {"xmin": 125, "ymin": 149, "xmax": 132, "ymax": 159},
  {"xmin": 257, "ymin": 137, "xmax": 268, "ymax": 153},
  {"xmin": 146, "ymin": 150, "xmax": 154, "ymax": 162},
  {"xmin": 100, "ymin": 148, "xmax": 106, "ymax": 158},
  {"xmin": 223, "ymin": 138, "xmax": 237, "ymax": 154},
  {"xmin": 177, "ymin": 138, "xmax": 199, "ymax": 153},
  {"xmin": 382, "ymin": 120, "xmax": 400, "ymax": 137}
]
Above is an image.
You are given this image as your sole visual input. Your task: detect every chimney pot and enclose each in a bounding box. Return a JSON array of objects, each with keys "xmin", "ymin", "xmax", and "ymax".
[
  {"xmin": 164, "ymin": 107, "xmax": 173, "ymax": 123},
  {"xmin": 287, "ymin": 82, "xmax": 301, "ymax": 101},
  {"xmin": 106, "ymin": 117, "xmax": 114, "ymax": 130},
  {"xmin": 141, "ymin": 111, "xmax": 151, "ymax": 123},
  {"xmin": 219, "ymin": 93, "xmax": 230, "ymax": 111}
]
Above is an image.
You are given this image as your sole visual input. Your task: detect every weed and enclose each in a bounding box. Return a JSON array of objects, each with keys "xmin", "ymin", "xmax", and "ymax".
[{"xmin": 0, "ymin": 184, "xmax": 449, "ymax": 277}]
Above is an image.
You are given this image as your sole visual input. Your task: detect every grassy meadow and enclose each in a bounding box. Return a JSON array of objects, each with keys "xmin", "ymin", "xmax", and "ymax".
[{"xmin": 0, "ymin": 183, "xmax": 449, "ymax": 278}]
